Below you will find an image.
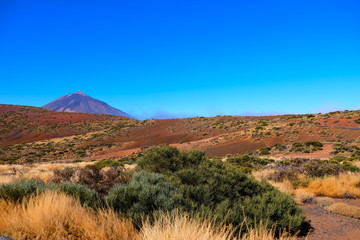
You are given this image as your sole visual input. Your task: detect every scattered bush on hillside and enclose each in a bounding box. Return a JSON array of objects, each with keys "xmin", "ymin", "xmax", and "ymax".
[
  {"xmin": 259, "ymin": 147, "xmax": 271, "ymax": 155},
  {"xmin": 331, "ymin": 143, "xmax": 360, "ymax": 159},
  {"xmin": 268, "ymin": 158, "xmax": 359, "ymax": 184},
  {"xmin": 227, "ymin": 154, "xmax": 274, "ymax": 173},
  {"xmin": 290, "ymin": 141, "xmax": 323, "ymax": 153},
  {"xmin": 355, "ymin": 119, "xmax": 360, "ymax": 124}
]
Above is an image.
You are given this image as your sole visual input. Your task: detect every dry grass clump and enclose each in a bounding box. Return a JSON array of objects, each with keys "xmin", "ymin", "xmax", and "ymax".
[
  {"xmin": 241, "ymin": 226, "xmax": 297, "ymax": 240},
  {"xmin": 315, "ymin": 197, "xmax": 334, "ymax": 208},
  {"xmin": 0, "ymin": 191, "xmax": 137, "ymax": 240},
  {"xmin": 303, "ymin": 173, "xmax": 360, "ymax": 198},
  {"xmin": 293, "ymin": 189, "xmax": 315, "ymax": 204},
  {"xmin": 268, "ymin": 179, "xmax": 294, "ymax": 195},
  {"xmin": 139, "ymin": 213, "xmax": 298, "ymax": 240},
  {"xmin": 0, "ymin": 161, "xmax": 91, "ymax": 184},
  {"xmin": 327, "ymin": 203, "xmax": 360, "ymax": 219},
  {"xmin": 140, "ymin": 213, "xmax": 234, "ymax": 240}
]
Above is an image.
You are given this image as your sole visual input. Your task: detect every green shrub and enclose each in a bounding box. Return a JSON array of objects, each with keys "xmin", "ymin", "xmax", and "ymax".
[
  {"xmin": 259, "ymin": 147, "xmax": 271, "ymax": 155},
  {"xmin": 354, "ymin": 119, "xmax": 360, "ymax": 124},
  {"xmin": 273, "ymin": 143, "xmax": 286, "ymax": 151},
  {"xmin": 0, "ymin": 179, "xmax": 45, "ymax": 202},
  {"xmin": 106, "ymin": 171, "xmax": 180, "ymax": 223},
  {"xmin": 214, "ymin": 189, "xmax": 306, "ymax": 234},
  {"xmin": 305, "ymin": 141, "xmax": 323, "ymax": 147},
  {"xmin": 137, "ymin": 146, "xmax": 206, "ymax": 174},
  {"xmin": 93, "ymin": 159, "xmax": 122, "ymax": 170},
  {"xmin": 340, "ymin": 162, "xmax": 360, "ymax": 172},
  {"xmin": 175, "ymin": 160, "xmax": 306, "ymax": 235},
  {"xmin": 227, "ymin": 154, "xmax": 273, "ymax": 169},
  {"xmin": 56, "ymin": 182, "xmax": 103, "ymax": 208},
  {"xmin": 292, "ymin": 142, "xmax": 303, "ymax": 148}
]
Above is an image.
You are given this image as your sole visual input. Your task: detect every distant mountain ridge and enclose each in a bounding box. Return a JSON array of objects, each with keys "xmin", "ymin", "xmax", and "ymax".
[{"xmin": 42, "ymin": 91, "xmax": 132, "ymax": 118}]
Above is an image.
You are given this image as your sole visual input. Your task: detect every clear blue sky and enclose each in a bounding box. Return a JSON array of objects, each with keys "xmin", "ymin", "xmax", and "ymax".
[{"xmin": 1, "ymin": 0, "xmax": 359, "ymax": 119}]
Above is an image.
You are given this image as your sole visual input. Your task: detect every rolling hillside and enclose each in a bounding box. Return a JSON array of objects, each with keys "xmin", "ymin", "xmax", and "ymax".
[{"xmin": 0, "ymin": 104, "xmax": 359, "ymax": 163}]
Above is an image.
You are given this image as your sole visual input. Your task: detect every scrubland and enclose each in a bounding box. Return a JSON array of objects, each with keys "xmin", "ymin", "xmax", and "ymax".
[{"xmin": 0, "ymin": 146, "xmax": 309, "ymax": 240}]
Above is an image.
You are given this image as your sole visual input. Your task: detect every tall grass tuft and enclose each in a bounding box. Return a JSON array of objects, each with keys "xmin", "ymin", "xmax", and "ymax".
[
  {"xmin": 303, "ymin": 173, "xmax": 360, "ymax": 197},
  {"xmin": 139, "ymin": 212, "xmax": 234, "ymax": 240},
  {"xmin": 0, "ymin": 191, "xmax": 138, "ymax": 240}
]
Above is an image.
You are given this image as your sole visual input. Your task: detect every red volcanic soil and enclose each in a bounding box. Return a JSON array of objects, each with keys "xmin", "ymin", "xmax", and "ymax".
[
  {"xmin": 302, "ymin": 200, "xmax": 360, "ymax": 240},
  {"xmin": 313, "ymin": 118, "xmax": 360, "ymax": 128},
  {"xmin": 121, "ymin": 119, "xmax": 204, "ymax": 148}
]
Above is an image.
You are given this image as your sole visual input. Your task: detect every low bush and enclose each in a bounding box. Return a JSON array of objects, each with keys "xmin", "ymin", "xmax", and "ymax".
[
  {"xmin": 304, "ymin": 141, "xmax": 323, "ymax": 147},
  {"xmin": 0, "ymin": 179, "xmax": 45, "ymax": 202},
  {"xmin": 268, "ymin": 158, "xmax": 358, "ymax": 182},
  {"xmin": 137, "ymin": 146, "xmax": 206, "ymax": 174},
  {"xmin": 227, "ymin": 154, "xmax": 274, "ymax": 170},
  {"xmin": 56, "ymin": 182, "xmax": 103, "ymax": 208},
  {"xmin": 0, "ymin": 179, "xmax": 102, "ymax": 208},
  {"xmin": 93, "ymin": 159, "xmax": 122, "ymax": 170},
  {"xmin": 106, "ymin": 171, "xmax": 180, "ymax": 224},
  {"xmin": 259, "ymin": 147, "xmax": 271, "ymax": 155}
]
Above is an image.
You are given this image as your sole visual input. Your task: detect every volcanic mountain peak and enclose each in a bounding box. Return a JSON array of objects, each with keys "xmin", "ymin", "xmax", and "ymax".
[
  {"xmin": 74, "ymin": 90, "xmax": 88, "ymax": 96},
  {"xmin": 42, "ymin": 91, "xmax": 132, "ymax": 118}
]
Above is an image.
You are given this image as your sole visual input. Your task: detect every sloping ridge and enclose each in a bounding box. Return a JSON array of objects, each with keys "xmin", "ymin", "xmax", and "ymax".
[{"xmin": 42, "ymin": 91, "xmax": 132, "ymax": 118}]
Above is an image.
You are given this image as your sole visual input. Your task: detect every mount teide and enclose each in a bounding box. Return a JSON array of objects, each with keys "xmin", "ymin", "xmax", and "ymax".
[{"xmin": 42, "ymin": 91, "xmax": 132, "ymax": 118}]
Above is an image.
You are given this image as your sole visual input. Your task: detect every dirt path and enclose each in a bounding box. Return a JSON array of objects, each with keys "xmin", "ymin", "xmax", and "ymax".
[{"xmin": 301, "ymin": 202, "xmax": 360, "ymax": 240}]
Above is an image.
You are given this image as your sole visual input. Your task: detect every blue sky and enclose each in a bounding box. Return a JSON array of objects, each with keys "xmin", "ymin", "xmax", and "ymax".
[{"xmin": 0, "ymin": 0, "xmax": 359, "ymax": 119}]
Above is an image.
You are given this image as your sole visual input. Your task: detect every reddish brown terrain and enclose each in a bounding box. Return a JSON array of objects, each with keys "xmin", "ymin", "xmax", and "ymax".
[{"xmin": 0, "ymin": 104, "xmax": 359, "ymax": 163}]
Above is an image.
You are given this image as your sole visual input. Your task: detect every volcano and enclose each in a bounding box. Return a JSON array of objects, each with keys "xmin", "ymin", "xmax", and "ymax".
[{"xmin": 42, "ymin": 91, "xmax": 132, "ymax": 118}]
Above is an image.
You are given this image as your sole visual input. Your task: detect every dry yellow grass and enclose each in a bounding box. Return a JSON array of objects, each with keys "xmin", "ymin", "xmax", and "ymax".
[
  {"xmin": 140, "ymin": 213, "xmax": 234, "ymax": 240},
  {"xmin": 0, "ymin": 191, "xmax": 298, "ymax": 240},
  {"xmin": 269, "ymin": 179, "xmax": 294, "ymax": 195},
  {"xmin": 241, "ymin": 227, "xmax": 297, "ymax": 240},
  {"xmin": 316, "ymin": 197, "xmax": 335, "ymax": 208},
  {"xmin": 327, "ymin": 202, "xmax": 360, "ymax": 219},
  {"xmin": 0, "ymin": 191, "xmax": 138, "ymax": 240},
  {"xmin": 293, "ymin": 189, "xmax": 315, "ymax": 204},
  {"xmin": 140, "ymin": 213, "xmax": 298, "ymax": 240},
  {"xmin": 0, "ymin": 161, "xmax": 136, "ymax": 184},
  {"xmin": 0, "ymin": 161, "xmax": 93, "ymax": 184},
  {"xmin": 303, "ymin": 173, "xmax": 360, "ymax": 198}
]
